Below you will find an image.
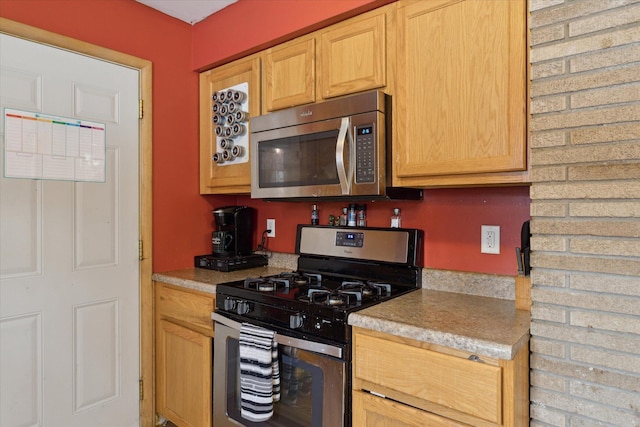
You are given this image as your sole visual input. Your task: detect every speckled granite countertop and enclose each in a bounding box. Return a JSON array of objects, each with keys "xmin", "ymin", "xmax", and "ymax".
[
  {"xmin": 349, "ymin": 289, "xmax": 530, "ymax": 360},
  {"xmin": 154, "ymin": 262, "xmax": 530, "ymax": 360},
  {"xmin": 152, "ymin": 266, "xmax": 291, "ymax": 295}
]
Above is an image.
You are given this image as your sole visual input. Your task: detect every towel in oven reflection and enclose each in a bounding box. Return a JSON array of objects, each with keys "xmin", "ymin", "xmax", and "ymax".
[{"xmin": 281, "ymin": 350, "xmax": 313, "ymax": 405}]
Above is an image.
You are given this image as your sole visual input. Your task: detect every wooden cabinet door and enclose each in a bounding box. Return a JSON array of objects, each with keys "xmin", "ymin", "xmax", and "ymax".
[
  {"xmin": 155, "ymin": 283, "xmax": 215, "ymax": 335},
  {"xmin": 394, "ymin": 0, "xmax": 527, "ymax": 186},
  {"xmin": 263, "ymin": 37, "xmax": 316, "ymax": 112},
  {"xmin": 200, "ymin": 55, "xmax": 261, "ymax": 194},
  {"xmin": 353, "ymin": 390, "xmax": 471, "ymax": 427},
  {"xmin": 155, "ymin": 283, "xmax": 214, "ymax": 427},
  {"xmin": 156, "ymin": 319, "xmax": 212, "ymax": 427},
  {"xmin": 352, "ymin": 327, "xmax": 530, "ymax": 427},
  {"xmin": 354, "ymin": 329, "xmax": 503, "ymax": 425},
  {"xmin": 319, "ymin": 10, "xmax": 388, "ymax": 99}
]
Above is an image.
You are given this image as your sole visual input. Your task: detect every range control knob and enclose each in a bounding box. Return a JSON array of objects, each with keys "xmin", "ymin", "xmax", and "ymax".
[
  {"xmin": 223, "ymin": 298, "xmax": 236, "ymax": 311},
  {"xmin": 289, "ymin": 313, "xmax": 303, "ymax": 329},
  {"xmin": 315, "ymin": 319, "xmax": 331, "ymax": 330},
  {"xmin": 236, "ymin": 301, "xmax": 250, "ymax": 315}
]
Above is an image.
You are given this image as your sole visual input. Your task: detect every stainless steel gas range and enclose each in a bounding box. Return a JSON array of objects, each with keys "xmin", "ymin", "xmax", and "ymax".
[{"xmin": 213, "ymin": 225, "xmax": 423, "ymax": 427}]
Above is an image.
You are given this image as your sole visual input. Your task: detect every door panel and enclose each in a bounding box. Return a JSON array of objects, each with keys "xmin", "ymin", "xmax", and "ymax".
[
  {"xmin": 0, "ymin": 66, "xmax": 42, "ymax": 111},
  {"xmin": 73, "ymin": 298, "xmax": 119, "ymax": 412},
  {"xmin": 0, "ymin": 312, "xmax": 43, "ymax": 427},
  {"xmin": 74, "ymin": 83, "xmax": 120, "ymax": 123},
  {"xmin": 0, "ymin": 34, "xmax": 140, "ymax": 427},
  {"xmin": 0, "ymin": 179, "xmax": 41, "ymax": 277},
  {"xmin": 74, "ymin": 147, "xmax": 118, "ymax": 269}
]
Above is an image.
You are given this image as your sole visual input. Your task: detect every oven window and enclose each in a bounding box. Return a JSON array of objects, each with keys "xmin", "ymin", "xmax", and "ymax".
[
  {"xmin": 226, "ymin": 338, "xmax": 325, "ymax": 427},
  {"xmin": 258, "ymin": 130, "xmax": 340, "ymax": 188}
]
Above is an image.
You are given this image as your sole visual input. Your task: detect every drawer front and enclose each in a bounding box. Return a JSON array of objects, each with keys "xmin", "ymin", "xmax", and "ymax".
[
  {"xmin": 353, "ymin": 390, "xmax": 471, "ymax": 427},
  {"xmin": 156, "ymin": 283, "xmax": 215, "ymax": 333},
  {"xmin": 354, "ymin": 331, "xmax": 502, "ymax": 424}
]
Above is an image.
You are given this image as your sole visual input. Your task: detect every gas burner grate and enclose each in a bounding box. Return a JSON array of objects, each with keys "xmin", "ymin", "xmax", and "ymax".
[
  {"xmin": 277, "ymin": 272, "xmax": 322, "ymax": 286},
  {"xmin": 339, "ymin": 280, "xmax": 392, "ymax": 298},
  {"xmin": 305, "ymin": 288, "xmax": 360, "ymax": 306},
  {"xmin": 300, "ymin": 281, "xmax": 393, "ymax": 306},
  {"xmin": 243, "ymin": 272, "xmax": 324, "ymax": 292},
  {"xmin": 243, "ymin": 277, "xmax": 286, "ymax": 292}
]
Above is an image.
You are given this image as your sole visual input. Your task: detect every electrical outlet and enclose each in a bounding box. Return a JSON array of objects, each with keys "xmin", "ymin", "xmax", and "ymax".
[
  {"xmin": 266, "ymin": 219, "xmax": 275, "ymax": 237},
  {"xmin": 481, "ymin": 225, "xmax": 500, "ymax": 254}
]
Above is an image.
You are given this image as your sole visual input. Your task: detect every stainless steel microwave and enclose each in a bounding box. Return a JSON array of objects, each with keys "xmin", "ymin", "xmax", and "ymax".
[{"xmin": 250, "ymin": 90, "xmax": 421, "ymax": 200}]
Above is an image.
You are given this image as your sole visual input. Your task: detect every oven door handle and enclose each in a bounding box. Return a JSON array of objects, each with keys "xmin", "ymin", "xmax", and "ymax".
[{"xmin": 212, "ymin": 312, "xmax": 343, "ymax": 359}]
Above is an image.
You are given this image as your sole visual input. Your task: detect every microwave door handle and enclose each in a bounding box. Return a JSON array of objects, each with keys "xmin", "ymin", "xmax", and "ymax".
[{"xmin": 336, "ymin": 116, "xmax": 351, "ymax": 194}]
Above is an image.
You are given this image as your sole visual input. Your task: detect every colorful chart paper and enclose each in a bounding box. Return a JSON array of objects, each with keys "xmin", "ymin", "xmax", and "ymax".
[{"xmin": 3, "ymin": 108, "xmax": 106, "ymax": 182}]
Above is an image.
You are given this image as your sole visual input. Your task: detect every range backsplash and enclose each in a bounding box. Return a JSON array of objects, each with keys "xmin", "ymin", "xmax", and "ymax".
[{"xmin": 265, "ymin": 252, "xmax": 516, "ymax": 301}]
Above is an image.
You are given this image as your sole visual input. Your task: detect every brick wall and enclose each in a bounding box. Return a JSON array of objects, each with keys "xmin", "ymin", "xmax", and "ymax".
[{"xmin": 529, "ymin": 0, "xmax": 640, "ymax": 425}]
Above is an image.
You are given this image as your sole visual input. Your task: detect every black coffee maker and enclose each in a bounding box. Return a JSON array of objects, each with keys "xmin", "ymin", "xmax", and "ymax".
[{"xmin": 211, "ymin": 206, "xmax": 254, "ymax": 257}]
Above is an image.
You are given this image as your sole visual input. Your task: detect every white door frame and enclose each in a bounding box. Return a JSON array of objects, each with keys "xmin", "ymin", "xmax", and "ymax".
[{"xmin": 0, "ymin": 17, "xmax": 155, "ymax": 426}]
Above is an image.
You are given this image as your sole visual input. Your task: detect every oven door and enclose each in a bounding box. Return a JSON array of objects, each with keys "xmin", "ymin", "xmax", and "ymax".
[{"xmin": 213, "ymin": 313, "xmax": 346, "ymax": 427}]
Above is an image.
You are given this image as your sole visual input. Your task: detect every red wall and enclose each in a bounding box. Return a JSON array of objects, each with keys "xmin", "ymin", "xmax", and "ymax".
[
  {"xmin": 234, "ymin": 186, "xmax": 531, "ymax": 276},
  {"xmin": 192, "ymin": 0, "xmax": 393, "ymax": 70},
  {"xmin": 1, "ymin": 0, "xmax": 531, "ymax": 276}
]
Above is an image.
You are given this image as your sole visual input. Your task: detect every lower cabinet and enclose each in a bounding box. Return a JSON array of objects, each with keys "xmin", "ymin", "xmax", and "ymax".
[
  {"xmin": 155, "ymin": 282, "xmax": 215, "ymax": 427},
  {"xmin": 352, "ymin": 327, "xmax": 530, "ymax": 427},
  {"xmin": 353, "ymin": 390, "xmax": 470, "ymax": 426}
]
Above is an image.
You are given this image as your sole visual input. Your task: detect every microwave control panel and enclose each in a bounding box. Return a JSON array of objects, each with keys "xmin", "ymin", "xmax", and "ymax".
[{"xmin": 354, "ymin": 124, "xmax": 376, "ymax": 183}]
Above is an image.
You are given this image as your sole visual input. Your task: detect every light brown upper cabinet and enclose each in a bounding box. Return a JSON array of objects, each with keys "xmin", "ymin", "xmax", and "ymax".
[
  {"xmin": 262, "ymin": 36, "xmax": 316, "ymax": 112},
  {"xmin": 393, "ymin": 0, "xmax": 528, "ymax": 187},
  {"xmin": 319, "ymin": 8, "xmax": 390, "ymax": 99},
  {"xmin": 261, "ymin": 4, "xmax": 395, "ymax": 113},
  {"xmin": 199, "ymin": 55, "xmax": 261, "ymax": 194},
  {"xmin": 199, "ymin": 0, "xmax": 528, "ymax": 194}
]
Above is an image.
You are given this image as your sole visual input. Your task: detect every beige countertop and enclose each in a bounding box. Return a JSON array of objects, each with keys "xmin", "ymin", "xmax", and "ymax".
[
  {"xmin": 153, "ymin": 267, "xmax": 530, "ymax": 360},
  {"xmin": 348, "ymin": 289, "xmax": 530, "ymax": 360},
  {"xmin": 152, "ymin": 266, "xmax": 291, "ymax": 295}
]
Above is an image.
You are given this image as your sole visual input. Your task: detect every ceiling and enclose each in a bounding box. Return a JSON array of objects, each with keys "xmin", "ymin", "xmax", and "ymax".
[{"xmin": 135, "ymin": 0, "xmax": 238, "ymax": 25}]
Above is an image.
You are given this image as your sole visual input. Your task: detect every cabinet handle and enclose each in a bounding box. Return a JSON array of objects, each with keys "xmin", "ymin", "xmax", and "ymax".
[{"xmin": 468, "ymin": 354, "xmax": 484, "ymax": 363}]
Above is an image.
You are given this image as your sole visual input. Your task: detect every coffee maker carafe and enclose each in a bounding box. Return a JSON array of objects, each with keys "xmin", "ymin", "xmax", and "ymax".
[{"xmin": 212, "ymin": 206, "xmax": 254, "ymax": 257}]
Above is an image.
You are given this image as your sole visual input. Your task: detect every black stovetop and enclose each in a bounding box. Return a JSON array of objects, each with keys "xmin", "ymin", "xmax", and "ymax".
[
  {"xmin": 217, "ymin": 270, "xmax": 414, "ymax": 314},
  {"xmin": 215, "ymin": 225, "xmax": 423, "ymax": 344},
  {"xmin": 215, "ymin": 273, "xmax": 418, "ymax": 344}
]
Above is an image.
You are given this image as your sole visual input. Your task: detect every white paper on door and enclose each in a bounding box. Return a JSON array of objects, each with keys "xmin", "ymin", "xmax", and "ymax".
[{"xmin": 3, "ymin": 108, "xmax": 106, "ymax": 182}]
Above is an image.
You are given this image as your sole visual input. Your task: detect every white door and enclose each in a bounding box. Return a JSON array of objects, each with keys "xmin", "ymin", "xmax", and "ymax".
[{"xmin": 0, "ymin": 34, "xmax": 140, "ymax": 427}]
